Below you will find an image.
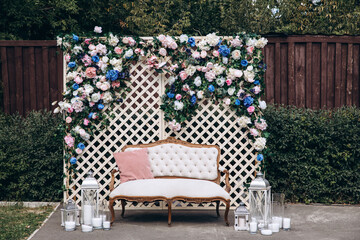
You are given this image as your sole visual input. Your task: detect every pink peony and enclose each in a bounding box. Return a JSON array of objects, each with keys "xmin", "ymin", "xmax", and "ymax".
[
  {"xmin": 213, "ymin": 50, "xmax": 219, "ymax": 57},
  {"xmin": 250, "ymin": 128, "xmax": 259, "ymax": 137},
  {"xmin": 175, "ymin": 94, "xmax": 182, "ymax": 100},
  {"xmin": 85, "ymin": 67, "xmax": 97, "ymax": 78},
  {"xmin": 65, "ymin": 117, "xmax": 72, "ymax": 124},
  {"xmin": 84, "ymin": 118, "xmax": 90, "ymax": 126},
  {"xmin": 247, "ymin": 106, "xmax": 255, "ymax": 114},
  {"xmin": 226, "ymin": 79, "xmax": 232, "ymax": 86},
  {"xmin": 64, "ymin": 135, "xmax": 75, "ymax": 148},
  {"xmin": 179, "ymin": 71, "xmax": 188, "ymax": 80},
  {"xmin": 114, "ymin": 47, "xmax": 123, "ymax": 54}
]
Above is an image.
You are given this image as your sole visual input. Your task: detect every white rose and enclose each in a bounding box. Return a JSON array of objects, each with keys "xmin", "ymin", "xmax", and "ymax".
[
  {"xmin": 159, "ymin": 48, "xmax": 167, "ymax": 56},
  {"xmin": 66, "ymin": 71, "xmax": 78, "ymax": 81},
  {"xmin": 84, "ymin": 84, "xmax": 94, "ymax": 95},
  {"xmin": 224, "ymin": 98, "xmax": 231, "ymax": 105},
  {"xmin": 185, "ymin": 65, "xmax": 196, "ymax": 76},
  {"xmin": 113, "ymin": 65, "xmax": 123, "ymax": 72},
  {"xmin": 231, "ymin": 50, "xmax": 241, "ymax": 60},
  {"xmin": 259, "ymin": 100, "xmax": 267, "ymax": 109},
  {"xmin": 102, "ymin": 92, "xmax": 113, "ymax": 104},
  {"xmin": 197, "ymin": 90, "xmax": 204, "ymax": 99},
  {"xmin": 91, "ymin": 92, "xmax": 101, "ymax": 102},
  {"xmin": 228, "ymin": 87, "xmax": 236, "ymax": 96},
  {"xmin": 124, "ymin": 49, "xmax": 133, "ymax": 58},
  {"xmin": 72, "ymin": 45, "xmax": 83, "ymax": 54},
  {"xmin": 244, "ymin": 70, "xmax": 255, "ymax": 82},
  {"xmin": 237, "ymin": 116, "xmax": 251, "ymax": 128},
  {"xmin": 246, "ymin": 38, "xmax": 257, "ymax": 47},
  {"xmin": 198, "ymin": 40, "xmax": 210, "ymax": 51},
  {"xmin": 102, "ymin": 56, "xmax": 109, "ymax": 63},
  {"xmin": 110, "ymin": 58, "xmax": 120, "ymax": 66},
  {"xmin": 174, "ymin": 100, "xmax": 184, "ymax": 111},
  {"xmin": 179, "ymin": 34, "xmax": 188, "ymax": 43},
  {"xmin": 194, "ymin": 76, "xmax": 202, "ymax": 87},
  {"xmin": 247, "ymin": 65, "xmax": 254, "ymax": 71},
  {"xmin": 212, "ymin": 64, "xmax": 225, "ymax": 75},
  {"xmin": 94, "ymin": 26, "xmax": 102, "ymax": 33},
  {"xmin": 56, "ymin": 37, "xmax": 62, "ymax": 46},
  {"xmin": 222, "ymin": 57, "xmax": 228, "ymax": 64},
  {"xmin": 254, "ymin": 137, "xmax": 267, "ymax": 151},
  {"xmin": 255, "ymin": 37, "xmax": 268, "ymax": 48},
  {"xmin": 168, "ymin": 76, "xmax": 176, "ymax": 85},
  {"xmin": 108, "ymin": 33, "xmax": 119, "ymax": 46},
  {"xmin": 216, "ymin": 77, "xmax": 225, "ymax": 87},
  {"xmin": 206, "ymin": 33, "xmax": 220, "ymax": 46}
]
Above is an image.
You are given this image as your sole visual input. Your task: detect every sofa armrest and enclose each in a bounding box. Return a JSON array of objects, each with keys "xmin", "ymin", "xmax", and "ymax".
[
  {"xmin": 110, "ymin": 168, "xmax": 118, "ymax": 192},
  {"xmin": 219, "ymin": 168, "xmax": 231, "ymax": 193}
]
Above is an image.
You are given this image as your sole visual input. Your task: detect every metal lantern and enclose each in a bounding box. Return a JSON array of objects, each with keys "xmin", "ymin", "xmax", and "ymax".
[
  {"xmin": 81, "ymin": 171, "xmax": 99, "ymax": 226},
  {"xmin": 249, "ymin": 171, "xmax": 271, "ymax": 229},
  {"xmin": 61, "ymin": 199, "xmax": 78, "ymax": 231},
  {"xmin": 234, "ymin": 202, "xmax": 250, "ymax": 231}
]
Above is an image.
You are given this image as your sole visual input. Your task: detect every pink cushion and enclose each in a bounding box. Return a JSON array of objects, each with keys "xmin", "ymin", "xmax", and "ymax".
[{"xmin": 113, "ymin": 148, "xmax": 154, "ymax": 184}]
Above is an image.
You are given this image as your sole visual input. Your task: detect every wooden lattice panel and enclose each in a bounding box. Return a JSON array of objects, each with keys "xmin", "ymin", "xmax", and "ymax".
[{"xmin": 67, "ymin": 60, "xmax": 258, "ymax": 210}]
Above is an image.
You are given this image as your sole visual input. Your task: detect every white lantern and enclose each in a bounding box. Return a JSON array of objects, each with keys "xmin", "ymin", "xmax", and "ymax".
[
  {"xmin": 234, "ymin": 202, "xmax": 249, "ymax": 231},
  {"xmin": 61, "ymin": 199, "xmax": 78, "ymax": 231},
  {"xmin": 249, "ymin": 171, "xmax": 271, "ymax": 229},
  {"xmin": 81, "ymin": 171, "xmax": 99, "ymax": 227}
]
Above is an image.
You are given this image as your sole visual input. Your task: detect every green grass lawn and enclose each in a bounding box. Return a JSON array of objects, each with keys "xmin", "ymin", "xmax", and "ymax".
[{"xmin": 0, "ymin": 204, "xmax": 55, "ymax": 240}]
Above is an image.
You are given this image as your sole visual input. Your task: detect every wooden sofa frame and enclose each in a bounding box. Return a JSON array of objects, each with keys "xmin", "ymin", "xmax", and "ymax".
[{"xmin": 109, "ymin": 137, "xmax": 231, "ymax": 226}]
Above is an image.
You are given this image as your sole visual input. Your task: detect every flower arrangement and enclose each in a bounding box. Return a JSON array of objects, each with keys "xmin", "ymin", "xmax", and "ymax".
[{"xmin": 55, "ymin": 27, "xmax": 268, "ymax": 191}]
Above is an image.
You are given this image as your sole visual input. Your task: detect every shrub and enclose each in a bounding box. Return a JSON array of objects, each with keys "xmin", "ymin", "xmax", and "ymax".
[
  {"xmin": 264, "ymin": 105, "xmax": 360, "ymax": 204},
  {"xmin": 0, "ymin": 111, "xmax": 64, "ymax": 201}
]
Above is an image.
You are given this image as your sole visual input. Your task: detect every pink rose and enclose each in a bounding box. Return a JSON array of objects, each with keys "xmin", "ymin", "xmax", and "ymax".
[
  {"xmin": 128, "ymin": 37, "xmax": 136, "ymax": 46},
  {"xmin": 182, "ymin": 84, "xmax": 190, "ymax": 92},
  {"xmin": 65, "ymin": 54, "xmax": 71, "ymax": 62},
  {"xmin": 88, "ymin": 44, "xmax": 96, "ymax": 51},
  {"xmin": 82, "ymin": 54, "xmax": 92, "ymax": 66},
  {"xmin": 65, "ymin": 117, "xmax": 72, "ymax": 124},
  {"xmin": 213, "ymin": 50, "xmax": 219, "ymax": 57},
  {"xmin": 175, "ymin": 94, "xmax": 182, "ymax": 100},
  {"xmin": 226, "ymin": 79, "xmax": 232, "ymax": 86},
  {"xmin": 205, "ymin": 71, "xmax": 216, "ymax": 82},
  {"xmin": 196, "ymin": 66, "xmax": 202, "ymax": 71},
  {"xmin": 75, "ymin": 148, "xmax": 83, "ymax": 154},
  {"xmin": 135, "ymin": 48, "xmax": 142, "ymax": 54},
  {"xmin": 96, "ymin": 82, "xmax": 102, "ymax": 89},
  {"xmin": 114, "ymin": 47, "xmax": 123, "ymax": 54},
  {"xmin": 230, "ymin": 37, "xmax": 242, "ymax": 47},
  {"xmin": 89, "ymin": 102, "xmax": 95, "ymax": 107},
  {"xmin": 92, "ymin": 113, "xmax": 98, "ymax": 119},
  {"xmin": 247, "ymin": 106, "xmax": 255, "ymax": 114},
  {"xmin": 170, "ymin": 41, "xmax": 178, "ymax": 50},
  {"xmin": 250, "ymin": 128, "xmax": 259, "ymax": 137},
  {"xmin": 200, "ymin": 50, "xmax": 207, "ymax": 58},
  {"xmin": 192, "ymin": 51, "xmax": 200, "ymax": 59},
  {"xmin": 64, "ymin": 135, "xmax": 75, "ymax": 148},
  {"xmin": 158, "ymin": 35, "xmax": 166, "ymax": 42},
  {"xmin": 255, "ymin": 118, "xmax": 267, "ymax": 131},
  {"xmin": 74, "ymin": 76, "xmax": 83, "ymax": 84},
  {"xmin": 179, "ymin": 71, "xmax": 188, "ymax": 80},
  {"xmin": 84, "ymin": 38, "xmax": 91, "ymax": 45},
  {"xmin": 79, "ymin": 129, "xmax": 86, "ymax": 136},
  {"xmin": 159, "ymin": 48, "xmax": 167, "ymax": 56},
  {"xmin": 100, "ymin": 84, "xmax": 109, "ymax": 91},
  {"xmin": 84, "ymin": 118, "xmax": 90, "ymax": 126},
  {"xmin": 201, "ymin": 67, "xmax": 208, "ymax": 73},
  {"xmin": 170, "ymin": 64, "xmax": 178, "ymax": 71},
  {"xmin": 247, "ymin": 46, "xmax": 254, "ymax": 54},
  {"xmin": 234, "ymin": 70, "xmax": 243, "ymax": 78},
  {"xmin": 206, "ymin": 62, "xmax": 214, "ymax": 69},
  {"xmin": 253, "ymin": 86, "xmax": 261, "ymax": 94},
  {"xmin": 224, "ymin": 98, "xmax": 231, "ymax": 105},
  {"xmin": 67, "ymin": 107, "xmax": 74, "ymax": 113},
  {"xmin": 85, "ymin": 67, "xmax": 97, "ymax": 78},
  {"xmin": 112, "ymin": 81, "xmax": 120, "ymax": 88}
]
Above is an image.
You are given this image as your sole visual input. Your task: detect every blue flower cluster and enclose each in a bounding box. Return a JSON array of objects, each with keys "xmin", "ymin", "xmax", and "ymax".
[
  {"xmin": 188, "ymin": 37, "xmax": 196, "ymax": 47},
  {"xmin": 72, "ymin": 83, "xmax": 79, "ymax": 90},
  {"xmin": 167, "ymin": 92, "xmax": 175, "ymax": 98},
  {"xmin": 68, "ymin": 62, "xmax": 76, "ymax": 68},
  {"xmin": 219, "ymin": 45, "xmax": 230, "ymax": 57},
  {"xmin": 241, "ymin": 60, "xmax": 248, "ymax": 67},
  {"xmin": 92, "ymin": 55, "xmax": 100, "ymax": 63},
  {"xmin": 72, "ymin": 34, "xmax": 79, "ymax": 42},
  {"xmin": 235, "ymin": 99, "xmax": 241, "ymax": 106},
  {"xmin": 70, "ymin": 157, "xmax": 77, "ymax": 164},
  {"xmin": 77, "ymin": 143, "xmax": 85, "ymax": 150},
  {"xmin": 106, "ymin": 70, "xmax": 119, "ymax": 81},
  {"xmin": 257, "ymin": 154, "xmax": 264, "ymax": 161},
  {"xmin": 208, "ymin": 85, "xmax": 215, "ymax": 92},
  {"xmin": 244, "ymin": 96, "xmax": 254, "ymax": 107},
  {"xmin": 190, "ymin": 95, "xmax": 197, "ymax": 105}
]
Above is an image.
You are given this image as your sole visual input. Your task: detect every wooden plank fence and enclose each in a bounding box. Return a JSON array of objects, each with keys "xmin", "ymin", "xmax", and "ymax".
[
  {"xmin": 0, "ymin": 35, "xmax": 360, "ymax": 115},
  {"xmin": 0, "ymin": 40, "xmax": 63, "ymax": 115}
]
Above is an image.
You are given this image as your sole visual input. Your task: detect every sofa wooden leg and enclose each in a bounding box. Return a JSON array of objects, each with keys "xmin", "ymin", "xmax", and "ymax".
[
  {"xmin": 121, "ymin": 199, "xmax": 126, "ymax": 217},
  {"xmin": 216, "ymin": 201, "xmax": 220, "ymax": 217},
  {"xmin": 224, "ymin": 200, "xmax": 230, "ymax": 226},
  {"xmin": 109, "ymin": 199, "xmax": 115, "ymax": 224},
  {"xmin": 167, "ymin": 201, "xmax": 172, "ymax": 226}
]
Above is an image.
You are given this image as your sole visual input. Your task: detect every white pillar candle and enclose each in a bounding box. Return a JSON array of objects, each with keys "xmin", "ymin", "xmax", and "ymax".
[
  {"xmin": 270, "ymin": 223, "xmax": 280, "ymax": 232},
  {"xmin": 272, "ymin": 216, "xmax": 283, "ymax": 228},
  {"xmin": 283, "ymin": 218, "xmax": 291, "ymax": 230},
  {"xmin": 64, "ymin": 221, "xmax": 75, "ymax": 231},
  {"xmin": 103, "ymin": 221, "xmax": 111, "ymax": 230},
  {"xmin": 101, "ymin": 214, "xmax": 107, "ymax": 222},
  {"xmin": 81, "ymin": 224, "xmax": 93, "ymax": 232},
  {"xmin": 249, "ymin": 221, "xmax": 257, "ymax": 234},
  {"xmin": 83, "ymin": 205, "xmax": 93, "ymax": 225},
  {"xmin": 261, "ymin": 229, "xmax": 273, "ymax": 236},
  {"xmin": 92, "ymin": 217, "xmax": 103, "ymax": 229}
]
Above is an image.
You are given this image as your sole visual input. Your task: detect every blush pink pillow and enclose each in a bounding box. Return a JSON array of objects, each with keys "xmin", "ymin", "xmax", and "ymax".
[{"xmin": 113, "ymin": 148, "xmax": 154, "ymax": 184}]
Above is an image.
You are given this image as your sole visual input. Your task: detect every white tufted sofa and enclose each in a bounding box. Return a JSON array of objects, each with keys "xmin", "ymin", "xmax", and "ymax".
[{"xmin": 109, "ymin": 137, "xmax": 231, "ymax": 226}]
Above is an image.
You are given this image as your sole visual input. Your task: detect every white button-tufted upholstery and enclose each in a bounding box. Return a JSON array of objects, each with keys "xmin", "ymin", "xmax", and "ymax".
[
  {"xmin": 110, "ymin": 179, "xmax": 230, "ymax": 200},
  {"xmin": 124, "ymin": 143, "xmax": 219, "ymax": 180}
]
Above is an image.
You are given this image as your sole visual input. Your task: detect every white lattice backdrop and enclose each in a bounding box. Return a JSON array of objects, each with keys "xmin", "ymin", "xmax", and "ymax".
[{"xmin": 66, "ymin": 45, "xmax": 259, "ymax": 210}]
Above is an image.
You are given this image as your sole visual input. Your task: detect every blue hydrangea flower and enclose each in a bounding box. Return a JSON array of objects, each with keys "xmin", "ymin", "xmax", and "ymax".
[
  {"xmin": 72, "ymin": 83, "xmax": 79, "ymax": 90},
  {"xmin": 208, "ymin": 85, "xmax": 215, "ymax": 93},
  {"xmin": 92, "ymin": 55, "xmax": 100, "ymax": 63},
  {"xmin": 257, "ymin": 154, "xmax": 264, "ymax": 161},
  {"xmin": 190, "ymin": 95, "xmax": 197, "ymax": 105},
  {"xmin": 70, "ymin": 157, "xmax": 77, "ymax": 164},
  {"xmin": 77, "ymin": 143, "xmax": 85, "ymax": 150},
  {"xmin": 72, "ymin": 34, "xmax": 79, "ymax": 42},
  {"xmin": 98, "ymin": 104, "xmax": 104, "ymax": 110},
  {"xmin": 68, "ymin": 62, "xmax": 76, "ymax": 68},
  {"xmin": 119, "ymin": 72, "xmax": 126, "ymax": 79},
  {"xmin": 188, "ymin": 37, "xmax": 196, "ymax": 47},
  {"xmin": 88, "ymin": 112, "xmax": 94, "ymax": 119},
  {"xmin": 219, "ymin": 45, "xmax": 230, "ymax": 57},
  {"xmin": 235, "ymin": 99, "xmax": 241, "ymax": 106},
  {"xmin": 106, "ymin": 70, "xmax": 119, "ymax": 81},
  {"xmin": 167, "ymin": 92, "xmax": 175, "ymax": 98},
  {"xmin": 254, "ymin": 80, "xmax": 260, "ymax": 85},
  {"xmin": 244, "ymin": 96, "xmax": 254, "ymax": 107},
  {"xmin": 241, "ymin": 60, "xmax": 248, "ymax": 67}
]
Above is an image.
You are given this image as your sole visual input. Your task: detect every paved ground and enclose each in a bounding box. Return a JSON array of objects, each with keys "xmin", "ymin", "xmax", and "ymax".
[{"xmin": 31, "ymin": 204, "xmax": 360, "ymax": 240}]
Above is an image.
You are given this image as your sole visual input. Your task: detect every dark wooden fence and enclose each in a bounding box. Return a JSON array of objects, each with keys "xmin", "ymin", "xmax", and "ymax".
[
  {"xmin": 264, "ymin": 35, "xmax": 360, "ymax": 109},
  {"xmin": 0, "ymin": 35, "xmax": 359, "ymax": 115},
  {"xmin": 0, "ymin": 40, "xmax": 63, "ymax": 115}
]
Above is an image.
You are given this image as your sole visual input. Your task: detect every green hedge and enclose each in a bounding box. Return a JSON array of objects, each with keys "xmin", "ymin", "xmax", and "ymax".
[
  {"xmin": 264, "ymin": 105, "xmax": 360, "ymax": 204},
  {"xmin": 0, "ymin": 111, "xmax": 63, "ymax": 201}
]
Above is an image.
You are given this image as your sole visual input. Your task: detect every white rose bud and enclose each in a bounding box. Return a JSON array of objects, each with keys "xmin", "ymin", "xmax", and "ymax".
[{"xmin": 259, "ymin": 100, "xmax": 267, "ymax": 109}]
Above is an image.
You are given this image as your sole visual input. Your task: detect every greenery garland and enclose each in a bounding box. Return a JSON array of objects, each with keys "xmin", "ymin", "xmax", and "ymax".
[{"xmin": 55, "ymin": 26, "xmax": 269, "ymax": 193}]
